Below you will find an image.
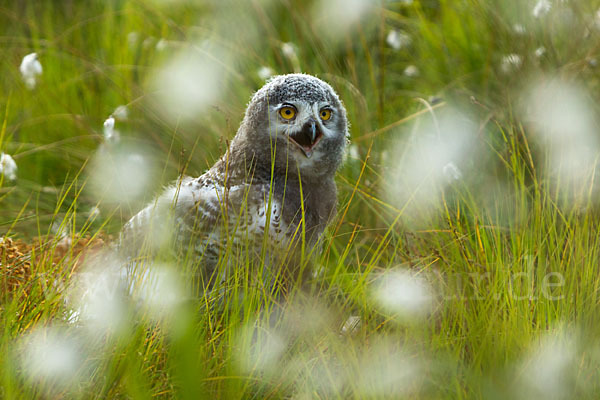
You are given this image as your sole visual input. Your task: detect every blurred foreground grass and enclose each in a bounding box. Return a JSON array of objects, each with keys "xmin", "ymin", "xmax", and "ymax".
[{"xmin": 2, "ymin": 0, "xmax": 600, "ymax": 398}]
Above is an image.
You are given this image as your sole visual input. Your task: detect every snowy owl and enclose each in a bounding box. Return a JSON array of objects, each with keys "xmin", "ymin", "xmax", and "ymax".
[{"xmin": 120, "ymin": 74, "xmax": 349, "ymax": 288}]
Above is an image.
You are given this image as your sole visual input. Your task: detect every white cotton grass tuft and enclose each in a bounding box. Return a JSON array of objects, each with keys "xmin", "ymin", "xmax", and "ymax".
[
  {"xmin": 348, "ymin": 144, "xmax": 360, "ymax": 160},
  {"xmin": 387, "ymin": 107, "xmax": 477, "ymax": 222},
  {"xmin": 103, "ymin": 116, "xmax": 120, "ymax": 144},
  {"xmin": 103, "ymin": 116, "xmax": 115, "ymax": 132},
  {"xmin": 281, "ymin": 42, "xmax": 301, "ymax": 72},
  {"xmin": 112, "ymin": 105, "xmax": 129, "ymax": 121},
  {"xmin": 130, "ymin": 264, "xmax": 187, "ymax": 322},
  {"xmin": 235, "ymin": 300, "xmax": 332, "ymax": 381},
  {"xmin": 17, "ymin": 326, "xmax": 85, "ymax": 389},
  {"xmin": 277, "ymin": 298, "xmax": 332, "ymax": 337},
  {"xmin": 501, "ymin": 54, "xmax": 523, "ymax": 74},
  {"xmin": 513, "ymin": 24, "xmax": 526, "ymax": 35},
  {"xmin": 86, "ymin": 144, "xmax": 156, "ymax": 207},
  {"xmin": 281, "ymin": 42, "xmax": 296, "ymax": 58},
  {"xmin": 404, "ymin": 65, "xmax": 419, "ymax": 77},
  {"xmin": 235, "ymin": 320, "xmax": 287, "ymax": 375},
  {"xmin": 0, "ymin": 153, "xmax": 17, "ymax": 181},
  {"xmin": 371, "ymin": 268, "xmax": 433, "ymax": 319},
  {"xmin": 521, "ymin": 78, "xmax": 599, "ymax": 204},
  {"xmin": 311, "ymin": 0, "xmax": 374, "ymax": 39},
  {"xmin": 20, "ymin": 52, "xmax": 43, "ymax": 90},
  {"xmin": 67, "ymin": 253, "xmax": 131, "ymax": 338},
  {"xmin": 386, "ymin": 30, "xmax": 411, "ymax": 50},
  {"xmin": 56, "ymin": 235, "xmax": 73, "ymax": 251},
  {"xmin": 88, "ymin": 206, "xmax": 101, "ymax": 219},
  {"xmin": 155, "ymin": 38, "xmax": 169, "ymax": 52},
  {"xmin": 257, "ymin": 66, "xmax": 274, "ymax": 80},
  {"xmin": 517, "ymin": 330, "xmax": 578, "ymax": 399},
  {"xmin": 150, "ymin": 44, "xmax": 226, "ymax": 123},
  {"xmin": 50, "ymin": 216, "xmax": 72, "ymax": 240},
  {"xmin": 534, "ymin": 46, "xmax": 546, "ymax": 58},
  {"xmin": 355, "ymin": 339, "xmax": 422, "ymax": 397},
  {"xmin": 291, "ymin": 354, "xmax": 346, "ymax": 397},
  {"xmin": 443, "ymin": 162, "xmax": 462, "ymax": 181},
  {"xmin": 532, "ymin": 0, "xmax": 552, "ymax": 18}
]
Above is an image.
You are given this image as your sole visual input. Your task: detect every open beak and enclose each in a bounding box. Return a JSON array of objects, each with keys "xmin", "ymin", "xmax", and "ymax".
[{"xmin": 287, "ymin": 119, "xmax": 323, "ymax": 158}]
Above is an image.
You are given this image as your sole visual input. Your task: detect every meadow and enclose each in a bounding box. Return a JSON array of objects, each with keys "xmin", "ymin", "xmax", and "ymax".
[{"xmin": 2, "ymin": 0, "xmax": 600, "ymax": 398}]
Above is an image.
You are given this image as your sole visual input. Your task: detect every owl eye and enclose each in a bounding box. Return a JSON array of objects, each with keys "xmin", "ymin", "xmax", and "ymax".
[
  {"xmin": 279, "ymin": 106, "xmax": 296, "ymax": 120},
  {"xmin": 319, "ymin": 109, "xmax": 332, "ymax": 121}
]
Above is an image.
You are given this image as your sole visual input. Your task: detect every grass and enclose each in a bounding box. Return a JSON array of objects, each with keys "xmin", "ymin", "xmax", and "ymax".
[{"xmin": 2, "ymin": 0, "xmax": 600, "ymax": 398}]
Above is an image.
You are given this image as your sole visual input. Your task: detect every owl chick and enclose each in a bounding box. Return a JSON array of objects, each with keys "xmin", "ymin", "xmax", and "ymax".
[{"xmin": 120, "ymin": 74, "xmax": 349, "ymax": 287}]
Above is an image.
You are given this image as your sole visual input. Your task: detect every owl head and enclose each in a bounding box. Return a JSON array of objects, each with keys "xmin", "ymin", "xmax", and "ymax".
[{"xmin": 236, "ymin": 74, "xmax": 349, "ymax": 178}]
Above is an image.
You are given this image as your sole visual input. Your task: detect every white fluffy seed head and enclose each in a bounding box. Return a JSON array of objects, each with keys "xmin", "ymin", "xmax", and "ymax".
[
  {"xmin": 404, "ymin": 65, "xmax": 419, "ymax": 77},
  {"xmin": 535, "ymin": 47, "xmax": 546, "ymax": 58},
  {"xmin": 156, "ymin": 38, "xmax": 168, "ymax": 51},
  {"xmin": 386, "ymin": 30, "xmax": 411, "ymax": 50},
  {"xmin": 387, "ymin": 107, "xmax": 477, "ymax": 224},
  {"xmin": 513, "ymin": 24, "xmax": 527, "ymax": 35},
  {"xmin": 311, "ymin": 0, "xmax": 373, "ymax": 39},
  {"xmin": 112, "ymin": 105, "xmax": 129, "ymax": 120},
  {"xmin": 501, "ymin": 54, "xmax": 523, "ymax": 74},
  {"xmin": 522, "ymin": 78, "xmax": 599, "ymax": 204},
  {"xmin": 0, "ymin": 153, "xmax": 17, "ymax": 180},
  {"xmin": 371, "ymin": 269, "xmax": 433, "ymax": 319},
  {"xmin": 518, "ymin": 330, "xmax": 578, "ymax": 399},
  {"xmin": 258, "ymin": 66, "xmax": 274, "ymax": 80},
  {"xmin": 86, "ymin": 145, "xmax": 155, "ymax": 207},
  {"xmin": 68, "ymin": 253, "xmax": 131, "ymax": 338},
  {"xmin": 281, "ymin": 42, "xmax": 297, "ymax": 58},
  {"xmin": 235, "ymin": 321, "xmax": 287, "ymax": 375},
  {"xmin": 150, "ymin": 44, "xmax": 226, "ymax": 124},
  {"xmin": 532, "ymin": 0, "xmax": 552, "ymax": 18},
  {"xmin": 102, "ymin": 116, "xmax": 120, "ymax": 143},
  {"xmin": 356, "ymin": 339, "xmax": 421, "ymax": 397},
  {"xmin": 130, "ymin": 264, "xmax": 187, "ymax": 322},
  {"xmin": 17, "ymin": 326, "xmax": 84, "ymax": 387},
  {"xmin": 103, "ymin": 116, "xmax": 115, "ymax": 131},
  {"xmin": 443, "ymin": 162, "xmax": 463, "ymax": 181},
  {"xmin": 19, "ymin": 52, "xmax": 43, "ymax": 89}
]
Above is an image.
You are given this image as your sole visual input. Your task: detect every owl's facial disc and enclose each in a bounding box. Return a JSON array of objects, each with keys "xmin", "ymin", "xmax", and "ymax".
[{"xmin": 287, "ymin": 118, "xmax": 323, "ymax": 158}]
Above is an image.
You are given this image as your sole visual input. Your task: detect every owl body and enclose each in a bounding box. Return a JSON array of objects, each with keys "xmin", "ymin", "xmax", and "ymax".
[{"xmin": 120, "ymin": 74, "xmax": 348, "ymax": 285}]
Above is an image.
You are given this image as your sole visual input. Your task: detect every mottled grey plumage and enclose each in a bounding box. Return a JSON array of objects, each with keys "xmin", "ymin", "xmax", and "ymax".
[{"xmin": 120, "ymin": 73, "xmax": 348, "ymax": 286}]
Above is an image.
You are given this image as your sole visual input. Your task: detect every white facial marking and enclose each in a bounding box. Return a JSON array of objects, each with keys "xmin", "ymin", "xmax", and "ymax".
[
  {"xmin": 266, "ymin": 100, "xmax": 339, "ymax": 171},
  {"xmin": 312, "ymin": 101, "xmax": 336, "ymax": 138}
]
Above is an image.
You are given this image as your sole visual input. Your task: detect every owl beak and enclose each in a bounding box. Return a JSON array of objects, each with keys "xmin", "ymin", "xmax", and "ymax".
[
  {"xmin": 309, "ymin": 119, "xmax": 318, "ymax": 143},
  {"xmin": 287, "ymin": 119, "xmax": 323, "ymax": 158}
]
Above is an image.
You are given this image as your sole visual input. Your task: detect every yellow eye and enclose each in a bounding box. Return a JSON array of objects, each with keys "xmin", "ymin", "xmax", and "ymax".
[
  {"xmin": 320, "ymin": 109, "xmax": 332, "ymax": 121},
  {"xmin": 279, "ymin": 106, "xmax": 296, "ymax": 120}
]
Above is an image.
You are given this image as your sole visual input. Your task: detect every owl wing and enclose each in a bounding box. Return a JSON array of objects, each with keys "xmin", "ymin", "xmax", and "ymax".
[
  {"xmin": 119, "ymin": 173, "xmax": 290, "ymax": 266},
  {"xmin": 119, "ymin": 174, "xmax": 222, "ymax": 257}
]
